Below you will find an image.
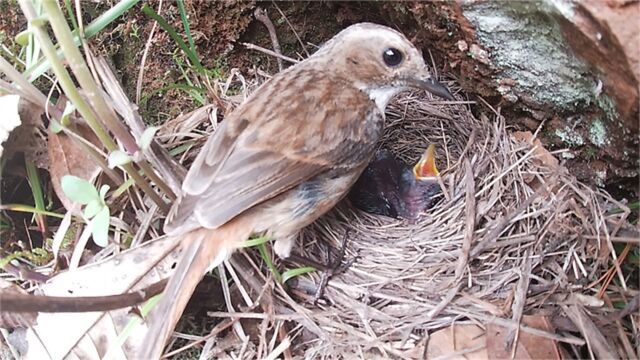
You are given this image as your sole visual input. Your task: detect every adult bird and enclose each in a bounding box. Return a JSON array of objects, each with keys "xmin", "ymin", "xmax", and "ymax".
[
  {"xmin": 141, "ymin": 23, "xmax": 453, "ymax": 357},
  {"xmin": 349, "ymin": 144, "xmax": 442, "ymax": 221}
]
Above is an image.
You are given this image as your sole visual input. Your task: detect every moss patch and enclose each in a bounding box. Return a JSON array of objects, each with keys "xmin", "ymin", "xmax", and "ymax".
[{"xmin": 554, "ymin": 126, "xmax": 584, "ymax": 147}]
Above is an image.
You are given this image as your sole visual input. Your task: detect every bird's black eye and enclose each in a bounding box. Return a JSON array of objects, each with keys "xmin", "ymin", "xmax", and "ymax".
[{"xmin": 382, "ymin": 48, "xmax": 403, "ymax": 67}]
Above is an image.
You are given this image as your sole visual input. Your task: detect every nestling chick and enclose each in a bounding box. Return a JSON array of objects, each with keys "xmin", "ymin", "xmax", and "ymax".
[
  {"xmin": 141, "ymin": 23, "xmax": 453, "ymax": 358},
  {"xmin": 350, "ymin": 144, "xmax": 442, "ymax": 221}
]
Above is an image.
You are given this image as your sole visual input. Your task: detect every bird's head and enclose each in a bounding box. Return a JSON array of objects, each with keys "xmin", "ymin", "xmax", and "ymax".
[
  {"xmin": 398, "ymin": 144, "xmax": 441, "ymax": 221},
  {"xmin": 413, "ymin": 143, "xmax": 439, "ymax": 180},
  {"xmin": 313, "ymin": 23, "xmax": 454, "ymax": 113}
]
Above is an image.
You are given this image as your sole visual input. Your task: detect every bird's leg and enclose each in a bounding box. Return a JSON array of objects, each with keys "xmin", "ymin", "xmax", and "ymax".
[
  {"xmin": 285, "ymin": 230, "xmax": 354, "ymax": 304},
  {"xmin": 313, "ymin": 230, "xmax": 355, "ymax": 303}
]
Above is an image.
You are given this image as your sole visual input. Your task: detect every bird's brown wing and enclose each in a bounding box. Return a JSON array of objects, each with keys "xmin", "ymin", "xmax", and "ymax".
[
  {"xmin": 191, "ymin": 148, "xmax": 327, "ymax": 228},
  {"xmin": 165, "ymin": 70, "xmax": 379, "ymax": 235}
]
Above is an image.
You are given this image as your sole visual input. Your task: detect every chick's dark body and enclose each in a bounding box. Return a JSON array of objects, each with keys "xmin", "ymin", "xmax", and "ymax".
[
  {"xmin": 349, "ymin": 149, "xmax": 441, "ymax": 221},
  {"xmin": 349, "ymin": 149, "xmax": 404, "ymax": 218}
]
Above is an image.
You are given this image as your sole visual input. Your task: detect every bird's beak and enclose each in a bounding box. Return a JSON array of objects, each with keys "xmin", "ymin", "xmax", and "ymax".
[
  {"xmin": 403, "ymin": 71, "xmax": 454, "ymax": 101},
  {"xmin": 413, "ymin": 144, "xmax": 439, "ymax": 179}
]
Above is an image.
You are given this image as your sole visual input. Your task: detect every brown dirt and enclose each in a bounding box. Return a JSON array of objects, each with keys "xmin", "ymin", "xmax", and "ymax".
[
  {"xmin": 0, "ymin": 2, "xmax": 25, "ymax": 58},
  {"xmin": 97, "ymin": 2, "xmax": 249, "ymax": 124}
]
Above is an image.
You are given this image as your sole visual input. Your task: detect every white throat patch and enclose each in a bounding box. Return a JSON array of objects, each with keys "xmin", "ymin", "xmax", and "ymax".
[{"xmin": 367, "ymin": 87, "xmax": 404, "ymax": 114}]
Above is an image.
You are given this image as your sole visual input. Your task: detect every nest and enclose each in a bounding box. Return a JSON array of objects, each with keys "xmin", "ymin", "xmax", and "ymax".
[
  {"xmin": 162, "ymin": 72, "xmax": 635, "ymax": 359},
  {"xmin": 273, "ymin": 96, "xmax": 631, "ymax": 357}
]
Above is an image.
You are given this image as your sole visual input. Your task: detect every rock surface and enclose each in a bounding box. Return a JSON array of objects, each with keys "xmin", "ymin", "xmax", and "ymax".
[{"xmin": 375, "ymin": 0, "xmax": 638, "ymax": 194}]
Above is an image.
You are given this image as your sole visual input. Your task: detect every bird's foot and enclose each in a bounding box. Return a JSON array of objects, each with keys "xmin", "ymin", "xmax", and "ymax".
[
  {"xmin": 312, "ymin": 230, "xmax": 355, "ymax": 304},
  {"xmin": 285, "ymin": 230, "xmax": 355, "ymax": 305}
]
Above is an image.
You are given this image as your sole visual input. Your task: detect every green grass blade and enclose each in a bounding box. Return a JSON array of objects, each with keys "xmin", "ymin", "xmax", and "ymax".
[
  {"xmin": 23, "ymin": 0, "xmax": 43, "ymax": 68},
  {"xmin": 139, "ymin": 83, "xmax": 207, "ymax": 109},
  {"xmin": 111, "ymin": 177, "xmax": 135, "ymax": 198},
  {"xmin": 242, "ymin": 236, "xmax": 270, "ymax": 248},
  {"xmin": 0, "ymin": 204, "xmax": 65, "ymax": 219},
  {"xmin": 282, "ymin": 266, "xmax": 316, "ymax": 283},
  {"xmin": 608, "ymin": 201, "xmax": 640, "ymax": 215},
  {"xmin": 141, "ymin": 4, "xmax": 204, "ymax": 74},
  {"xmin": 63, "ymin": 0, "xmax": 80, "ymax": 34},
  {"xmin": 176, "ymin": 0, "xmax": 195, "ymax": 54},
  {"xmin": 103, "ymin": 294, "xmax": 162, "ymax": 359},
  {"xmin": 83, "ymin": 0, "xmax": 140, "ymax": 39},
  {"xmin": 173, "ymin": 54, "xmax": 195, "ymax": 86},
  {"xmin": 257, "ymin": 242, "xmax": 281, "ymax": 283},
  {"xmin": 0, "ymin": 214, "xmax": 10, "ymax": 231},
  {"xmin": 168, "ymin": 143, "xmax": 191, "ymax": 157}
]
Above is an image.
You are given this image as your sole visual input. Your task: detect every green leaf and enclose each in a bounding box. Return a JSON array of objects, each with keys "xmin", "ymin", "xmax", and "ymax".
[
  {"xmin": 608, "ymin": 200, "xmax": 640, "ymax": 215},
  {"xmin": 63, "ymin": 0, "xmax": 80, "ymax": 34},
  {"xmin": 138, "ymin": 126, "xmax": 158, "ymax": 150},
  {"xmin": 25, "ymin": 161, "xmax": 45, "ymax": 230},
  {"xmin": 83, "ymin": 199, "xmax": 102, "ymax": 219},
  {"xmin": 168, "ymin": 143, "xmax": 190, "ymax": 156},
  {"xmin": 91, "ymin": 206, "xmax": 110, "ymax": 247},
  {"xmin": 103, "ymin": 293, "xmax": 162, "ymax": 359},
  {"xmin": 139, "ymin": 83, "xmax": 207, "ymax": 109},
  {"xmin": 282, "ymin": 267, "xmax": 316, "ymax": 283},
  {"xmin": 61, "ymin": 175, "xmax": 99, "ymax": 205},
  {"xmin": 177, "ymin": 0, "xmax": 195, "ymax": 53},
  {"xmin": 108, "ymin": 150, "xmax": 132, "ymax": 168},
  {"xmin": 15, "ymin": 30, "xmax": 31, "ymax": 46},
  {"xmin": 99, "ymin": 184, "xmax": 110, "ymax": 200}
]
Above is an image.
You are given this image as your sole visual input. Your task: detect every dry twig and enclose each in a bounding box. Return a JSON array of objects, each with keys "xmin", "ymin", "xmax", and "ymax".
[{"xmin": 254, "ymin": 8, "xmax": 284, "ymax": 71}]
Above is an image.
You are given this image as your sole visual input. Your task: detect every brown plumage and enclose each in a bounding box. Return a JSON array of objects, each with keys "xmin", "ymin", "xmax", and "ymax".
[{"xmin": 141, "ymin": 23, "xmax": 453, "ymax": 358}]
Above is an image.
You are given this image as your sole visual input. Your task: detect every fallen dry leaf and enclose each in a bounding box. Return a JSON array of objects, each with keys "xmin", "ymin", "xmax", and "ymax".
[
  {"xmin": 426, "ymin": 324, "xmax": 488, "ymax": 359},
  {"xmin": 48, "ymin": 123, "xmax": 102, "ymax": 214},
  {"xmin": 7, "ymin": 237, "xmax": 181, "ymax": 359},
  {"xmin": 0, "ymin": 279, "xmax": 37, "ymax": 328},
  {"xmin": 425, "ymin": 316, "xmax": 567, "ymax": 360},
  {"xmin": 512, "ymin": 131, "xmax": 559, "ymax": 171},
  {"xmin": 1, "ymin": 97, "xmax": 48, "ymax": 170},
  {"xmin": 486, "ymin": 315, "xmax": 563, "ymax": 359}
]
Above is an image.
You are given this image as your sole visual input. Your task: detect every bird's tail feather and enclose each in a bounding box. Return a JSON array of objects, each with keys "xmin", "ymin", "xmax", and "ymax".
[{"xmin": 139, "ymin": 226, "xmax": 236, "ymax": 358}]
